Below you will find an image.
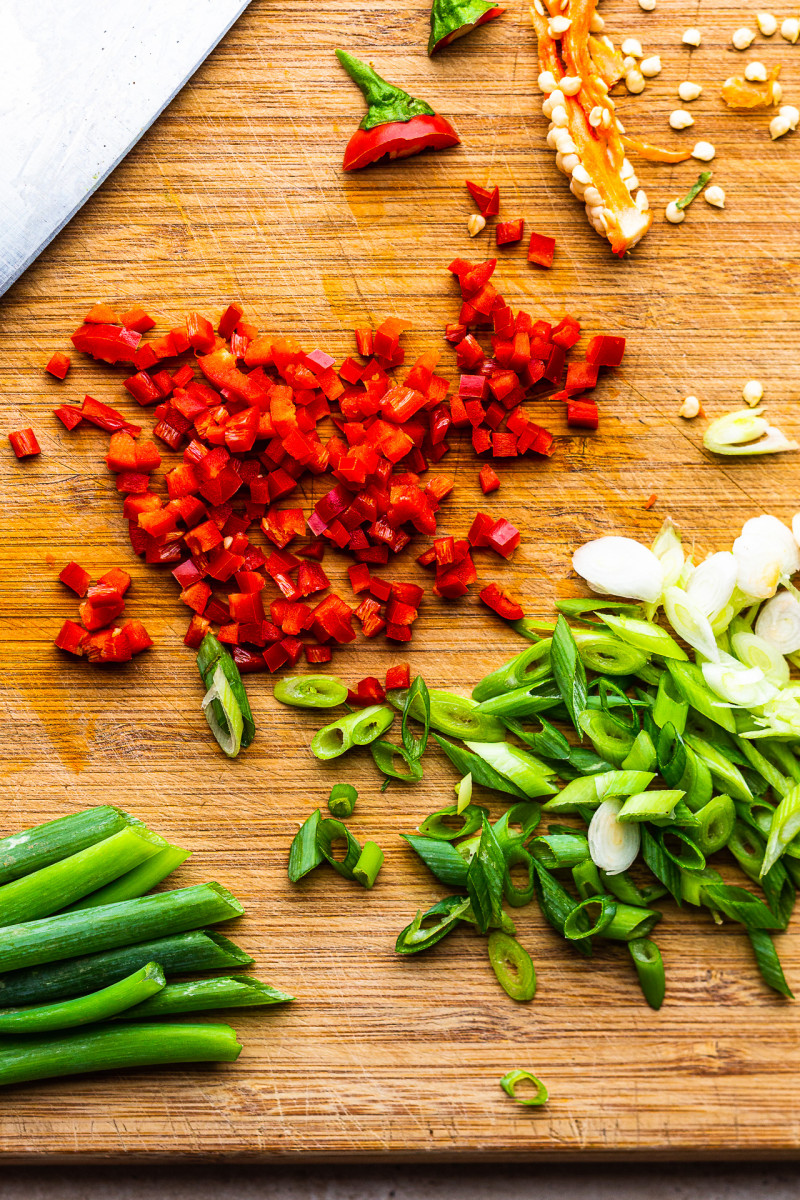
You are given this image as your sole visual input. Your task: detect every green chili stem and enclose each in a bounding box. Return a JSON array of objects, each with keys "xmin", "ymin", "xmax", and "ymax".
[
  {"xmin": 335, "ymin": 48, "xmax": 435, "ymax": 130},
  {"xmin": 123, "ymin": 975, "xmax": 294, "ymax": 1018},
  {"xmin": 675, "ymin": 170, "xmax": 713, "ymax": 211},
  {"xmin": 0, "ymin": 963, "xmax": 165, "ymax": 1034},
  {"xmin": 66, "ymin": 845, "xmax": 189, "ymax": 912}
]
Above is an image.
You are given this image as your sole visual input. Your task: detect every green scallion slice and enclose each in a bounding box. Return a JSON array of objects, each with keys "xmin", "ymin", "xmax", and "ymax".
[
  {"xmin": 328, "ymin": 784, "xmax": 358, "ymax": 819},
  {"xmin": 273, "ymin": 674, "xmax": 348, "ymax": 708},
  {"xmin": 471, "ymin": 642, "xmax": 553, "ymax": 702},
  {"xmin": 499, "ymin": 1068, "xmax": 548, "ymax": 1106},
  {"xmin": 402, "ymin": 675, "xmax": 431, "ymax": 760},
  {"xmin": 666, "ymin": 661, "xmax": 737, "ymax": 734},
  {"xmin": 703, "ymin": 883, "xmax": 783, "ymax": 929},
  {"xmin": 747, "ymin": 929, "xmax": 794, "ymax": 998},
  {"xmin": 621, "ymin": 729, "xmax": 657, "ymax": 773},
  {"xmin": 572, "ymin": 628, "xmax": 649, "ymax": 676},
  {"xmin": 476, "ymin": 683, "xmax": 561, "ymax": 719},
  {"xmin": 434, "ymin": 736, "xmax": 528, "ymax": 799},
  {"xmin": 617, "ymin": 790, "xmax": 685, "ymax": 824},
  {"xmin": 417, "ymin": 803, "xmax": 487, "ymax": 841},
  {"xmin": 288, "ymin": 810, "xmax": 324, "ymax": 882},
  {"xmin": 370, "ymin": 739, "xmax": 424, "ymax": 783},
  {"xmin": 316, "ymin": 818, "xmax": 361, "ymax": 879},
  {"xmin": 312, "ymin": 705, "xmax": 394, "ymax": 759},
  {"xmin": 628, "ymin": 938, "xmax": 666, "ymax": 1009},
  {"xmin": 402, "ymin": 836, "xmax": 469, "ymax": 888},
  {"xmin": 544, "ymin": 770, "xmax": 655, "ymax": 814},
  {"xmin": 466, "ymin": 815, "xmax": 506, "ymax": 934},
  {"xmin": 395, "ymin": 896, "xmax": 471, "ymax": 955},
  {"xmin": 487, "ymin": 931, "xmax": 536, "ymax": 1002},
  {"xmin": 202, "ymin": 664, "xmax": 244, "ymax": 758},
  {"xmin": 762, "ymin": 784, "xmax": 800, "ymax": 876},
  {"xmin": 693, "ymin": 794, "xmax": 736, "ymax": 855},
  {"xmin": 572, "ymin": 858, "xmax": 606, "ymax": 901},
  {"xmin": 504, "ymin": 844, "xmax": 535, "ymax": 907},
  {"xmin": 551, "ymin": 616, "xmax": 587, "ymax": 732},
  {"xmin": 579, "ymin": 710, "xmax": 636, "ymax": 766},
  {"xmin": 462, "ymin": 740, "xmax": 558, "ymax": 799},
  {"xmin": 530, "ymin": 830, "xmax": 590, "ymax": 869},
  {"xmin": 600, "ymin": 612, "xmax": 688, "ymax": 661},
  {"xmin": 532, "ymin": 860, "xmax": 592, "ymax": 957},
  {"xmin": 197, "ymin": 634, "xmax": 254, "ymax": 749},
  {"xmin": 353, "ymin": 842, "xmax": 384, "ymax": 889}
]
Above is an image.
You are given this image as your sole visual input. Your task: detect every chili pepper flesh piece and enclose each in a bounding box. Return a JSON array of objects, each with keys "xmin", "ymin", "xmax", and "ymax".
[
  {"xmin": 721, "ymin": 65, "xmax": 781, "ymax": 110},
  {"xmin": 527, "ymin": 232, "xmax": 555, "ymax": 268},
  {"xmin": 45, "ymin": 351, "xmax": 71, "ymax": 380},
  {"xmin": 429, "ymin": 0, "xmax": 505, "ymax": 54},
  {"xmin": 480, "ymin": 582, "xmax": 525, "ymax": 621},
  {"xmin": 336, "ymin": 49, "xmax": 460, "ymax": 171},
  {"xmin": 8, "ymin": 428, "xmax": 41, "ymax": 458},
  {"xmin": 496, "ymin": 218, "xmax": 524, "ymax": 246},
  {"xmin": 619, "ymin": 135, "xmax": 693, "ymax": 165}
]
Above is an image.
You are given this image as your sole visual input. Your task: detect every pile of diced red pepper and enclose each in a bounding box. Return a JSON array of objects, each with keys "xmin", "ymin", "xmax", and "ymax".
[
  {"xmin": 45, "ymin": 273, "xmax": 624, "ymax": 670},
  {"xmin": 54, "ymin": 561, "xmax": 153, "ymax": 663}
]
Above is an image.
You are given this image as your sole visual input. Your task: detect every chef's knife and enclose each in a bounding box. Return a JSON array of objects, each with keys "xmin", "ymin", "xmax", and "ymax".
[{"xmin": 0, "ymin": 0, "xmax": 253, "ymax": 298}]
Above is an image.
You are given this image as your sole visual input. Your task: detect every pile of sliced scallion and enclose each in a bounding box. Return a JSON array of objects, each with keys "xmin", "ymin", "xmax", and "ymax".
[
  {"xmin": 0, "ymin": 806, "xmax": 291, "ymax": 1087},
  {"xmin": 282, "ymin": 512, "xmax": 800, "ymax": 1010}
]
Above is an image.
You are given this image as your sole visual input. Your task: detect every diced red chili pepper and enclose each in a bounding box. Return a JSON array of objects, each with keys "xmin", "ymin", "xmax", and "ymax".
[
  {"xmin": 123, "ymin": 619, "xmax": 153, "ymax": 655},
  {"xmin": 82, "ymin": 396, "xmax": 141, "ymax": 436},
  {"xmin": 8, "ymin": 429, "xmax": 40, "ymax": 459},
  {"xmin": 184, "ymin": 614, "xmax": 212, "ymax": 648},
  {"xmin": 468, "ymin": 510, "xmax": 496, "ymax": 547},
  {"xmin": 180, "ymin": 581, "xmax": 211, "ymax": 615},
  {"xmin": 492, "ymin": 431, "xmax": 518, "ymax": 457},
  {"xmin": 45, "ymin": 351, "xmax": 71, "ymax": 380},
  {"xmin": 347, "ymin": 563, "xmax": 371, "ymax": 594},
  {"xmin": 551, "ymin": 315, "xmax": 581, "ymax": 349},
  {"xmin": 472, "ymin": 427, "xmax": 492, "ymax": 455},
  {"xmin": 385, "ymin": 662, "xmax": 411, "ymax": 689},
  {"xmin": 71, "ymin": 323, "xmax": 141, "ymax": 364},
  {"xmin": 586, "ymin": 335, "xmax": 625, "ymax": 367},
  {"xmin": 229, "ymin": 591, "xmax": 266, "ymax": 624},
  {"xmin": 386, "ymin": 597, "xmax": 418, "ymax": 626},
  {"xmin": 565, "ymin": 362, "xmax": 599, "ymax": 394},
  {"xmin": 58, "ymin": 561, "xmax": 92, "ymax": 596},
  {"xmin": 445, "ymin": 322, "xmax": 467, "ymax": 344},
  {"xmin": 97, "ymin": 567, "xmax": 131, "ymax": 595},
  {"xmin": 218, "ymin": 303, "xmax": 244, "ymax": 340},
  {"xmin": 496, "ymin": 218, "xmax": 524, "ymax": 246},
  {"xmin": 233, "ymin": 647, "xmax": 268, "ymax": 673},
  {"xmin": 487, "ymin": 517, "xmax": 521, "ymax": 558},
  {"xmin": 84, "ymin": 303, "xmax": 120, "ymax": 325},
  {"xmin": 116, "ymin": 471, "xmax": 151, "ymax": 495},
  {"xmin": 479, "ymin": 582, "xmax": 525, "ymax": 621},
  {"xmin": 54, "ymin": 405, "xmax": 84, "ymax": 431},
  {"xmin": 79, "ymin": 590, "xmax": 125, "ymax": 632},
  {"xmin": 306, "ymin": 644, "xmax": 332, "ymax": 664},
  {"xmin": 479, "ymin": 464, "xmax": 501, "ymax": 494},
  {"xmin": 120, "ymin": 307, "xmax": 156, "ymax": 334},
  {"xmin": 527, "ymin": 232, "xmax": 556, "ymax": 269},
  {"xmin": 54, "ymin": 619, "xmax": 89, "ymax": 656},
  {"xmin": 567, "ymin": 400, "xmax": 600, "ymax": 430}
]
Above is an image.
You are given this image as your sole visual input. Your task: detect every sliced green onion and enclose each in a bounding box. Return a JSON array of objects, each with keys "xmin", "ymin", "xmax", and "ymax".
[
  {"xmin": 543, "ymin": 770, "xmax": 655, "ymax": 813},
  {"xmin": 601, "ymin": 902, "xmax": 661, "ymax": 941},
  {"xmin": 288, "ymin": 810, "xmax": 324, "ymax": 882},
  {"xmin": 621, "ymin": 729, "xmax": 657, "ymax": 772},
  {"xmin": 391, "ymin": 688, "xmax": 506, "ymax": 742},
  {"xmin": 600, "ymin": 612, "xmax": 688, "ymax": 661},
  {"xmin": 659, "ymin": 828, "xmax": 705, "ymax": 871},
  {"xmin": 764, "ymin": 740, "xmax": 800, "ymax": 786},
  {"xmin": 0, "ymin": 962, "xmax": 165, "ymax": 1034},
  {"xmin": 477, "ymin": 683, "xmax": 562, "ymax": 719},
  {"xmin": 471, "ymin": 642, "xmax": 552, "ymax": 702},
  {"xmin": 202, "ymin": 664, "xmax": 244, "ymax": 758},
  {"xmin": 666, "ymin": 661, "xmax": 737, "ymax": 734},
  {"xmin": 703, "ymin": 408, "xmax": 798, "ymax": 457},
  {"xmin": 402, "ymin": 675, "xmax": 431, "ymax": 761},
  {"xmin": 693, "ymin": 794, "xmax": 736, "ymax": 855},
  {"xmin": 617, "ymin": 790, "xmax": 684, "ymax": 824},
  {"xmin": 417, "ymin": 803, "xmax": 487, "ymax": 841},
  {"xmin": 731, "ymin": 629, "xmax": 790, "ymax": 688},
  {"xmin": 663, "ymin": 586, "xmax": 720, "ymax": 662},
  {"xmin": 402, "ymin": 835, "xmax": 469, "ymax": 887},
  {"xmin": 395, "ymin": 896, "xmax": 471, "ymax": 955},
  {"xmin": 311, "ymin": 705, "xmax": 394, "ymax": 759},
  {"xmin": 462, "ymin": 740, "xmax": 558, "ymax": 799},
  {"xmin": 653, "ymin": 671, "xmax": 689, "ymax": 734},
  {"xmin": 273, "ymin": 674, "xmax": 348, "ymax": 707},
  {"xmin": 572, "ymin": 628, "xmax": 649, "ymax": 675},
  {"xmin": 504, "ymin": 844, "xmax": 536, "ymax": 907},
  {"xmin": 467, "ymin": 815, "xmax": 506, "ymax": 933},
  {"xmin": 316, "ymin": 818, "xmax": 361, "ymax": 879},
  {"xmin": 531, "ymin": 861, "xmax": 591, "ymax": 956},
  {"xmin": 652, "ymin": 517, "xmax": 685, "ymax": 589},
  {"xmin": 0, "ymin": 806, "xmax": 142, "ymax": 887},
  {"xmin": 487, "ymin": 931, "xmax": 536, "ymax": 1002},
  {"xmin": 600, "ymin": 870, "xmax": 665, "ymax": 907},
  {"xmin": 702, "ymin": 658, "xmax": 777, "ymax": 709},
  {"xmin": 0, "ymin": 827, "xmax": 165, "ymax": 928},
  {"xmin": 684, "ymin": 733, "xmax": 754, "ymax": 801},
  {"xmin": 703, "ymin": 883, "xmax": 783, "ymax": 929},
  {"xmin": 456, "ymin": 773, "xmax": 473, "ymax": 814},
  {"xmin": 572, "ymin": 535, "xmax": 665, "ymax": 604},
  {"xmin": 564, "ymin": 894, "xmax": 616, "ymax": 939},
  {"xmin": 530, "ymin": 830, "xmax": 590, "ymax": 868},
  {"xmin": 66, "ymin": 845, "xmax": 190, "ymax": 912},
  {"xmin": 737, "ymin": 737, "xmax": 792, "ymax": 798},
  {"xmin": 579, "ymin": 710, "xmax": 636, "ymax": 766},
  {"xmin": 748, "ymin": 929, "xmax": 794, "ymax": 998},
  {"xmin": 492, "ymin": 802, "xmax": 542, "ymax": 848},
  {"xmin": 124, "ymin": 975, "xmax": 294, "ymax": 1017},
  {"xmin": 641, "ymin": 826, "xmax": 682, "ymax": 904},
  {"xmin": 762, "ymin": 784, "xmax": 800, "ymax": 876},
  {"xmin": 0, "ymin": 930, "xmax": 253, "ymax": 1008},
  {"xmin": 0, "ymin": 1022, "xmax": 241, "ymax": 1088},
  {"xmin": 588, "ymin": 799, "xmax": 640, "ymax": 874},
  {"xmin": 628, "ymin": 938, "xmax": 666, "ymax": 1009},
  {"xmin": 370, "ymin": 739, "xmax": 424, "ymax": 783},
  {"xmin": 499, "ymin": 1069, "xmax": 548, "ymax": 1106},
  {"xmin": 572, "ymin": 858, "xmax": 605, "ymax": 900},
  {"xmin": 674, "ymin": 169, "xmax": 712, "ymax": 211},
  {"xmin": 434, "ymin": 736, "xmax": 528, "ymax": 799},
  {"xmin": 197, "ymin": 634, "xmax": 254, "ymax": 749},
  {"xmin": 551, "ymin": 615, "xmax": 587, "ymax": 732},
  {"xmin": 328, "ymin": 784, "xmax": 357, "ymax": 819},
  {"xmin": 0, "ymin": 883, "xmax": 244, "ymax": 974},
  {"xmin": 556, "ymin": 598, "xmax": 643, "ymax": 618},
  {"xmin": 656, "ymin": 722, "xmax": 687, "ymax": 787},
  {"xmin": 678, "ymin": 866, "xmax": 722, "ymax": 907},
  {"xmin": 736, "ymin": 796, "xmax": 776, "ymax": 839},
  {"xmin": 353, "ymin": 842, "xmax": 384, "ymax": 889}
]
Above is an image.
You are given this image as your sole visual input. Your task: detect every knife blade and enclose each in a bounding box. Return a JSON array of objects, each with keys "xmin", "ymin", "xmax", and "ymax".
[{"xmin": 0, "ymin": 0, "xmax": 252, "ymax": 298}]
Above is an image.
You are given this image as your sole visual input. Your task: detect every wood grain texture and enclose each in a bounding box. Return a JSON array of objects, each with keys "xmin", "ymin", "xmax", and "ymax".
[{"xmin": 0, "ymin": 0, "xmax": 799, "ymax": 1162}]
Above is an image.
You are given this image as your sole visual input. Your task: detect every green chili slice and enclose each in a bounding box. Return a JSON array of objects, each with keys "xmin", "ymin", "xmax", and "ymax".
[
  {"xmin": 471, "ymin": 642, "xmax": 553, "ymax": 702},
  {"xmin": 551, "ymin": 616, "xmax": 587, "ymax": 732},
  {"xmin": 418, "ymin": 804, "xmax": 487, "ymax": 841},
  {"xmin": 353, "ymin": 842, "xmax": 384, "ymax": 889},
  {"xmin": 403, "ymin": 835, "xmax": 470, "ymax": 887},
  {"xmin": 748, "ymin": 929, "xmax": 794, "ymax": 998},
  {"xmin": 395, "ymin": 896, "xmax": 471, "ymax": 955},
  {"xmin": 0, "ymin": 962, "xmax": 166, "ymax": 1034},
  {"xmin": 600, "ymin": 612, "xmax": 688, "ymax": 661},
  {"xmin": 316, "ymin": 818, "xmax": 361, "ymax": 879},
  {"xmin": 499, "ymin": 1069, "xmax": 549, "ymax": 1106},
  {"xmin": 628, "ymin": 938, "xmax": 666, "ymax": 1009},
  {"xmin": 274, "ymin": 674, "xmax": 348, "ymax": 708},
  {"xmin": 328, "ymin": 784, "xmax": 358, "ymax": 819},
  {"xmin": 311, "ymin": 705, "xmax": 394, "ymax": 759},
  {"xmin": 288, "ymin": 810, "xmax": 324, "ymax": 882},
  {"xmin": 487, "ymin": 931, "xmax": 536, "ymax": 1002},
  {"xmin": 467, "ymin": 815, "xmax": 507, "ymax": 933}
]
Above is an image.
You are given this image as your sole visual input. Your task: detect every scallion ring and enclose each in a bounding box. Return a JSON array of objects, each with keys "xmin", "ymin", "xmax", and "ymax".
[
  {"xmin": 487, "ymin": 931, "xmax": 536, "ymax": 1002},
  {"xmin": 563, "ymin": 895, "xmax": 617, "ymax": 940},
  {"xmin": 417, "ymin": 804, "xmax": 487, "ymax": 841},
  {"xmin": 316, "ymin": 818, "xmax": 362, "ymax": 879},
  {"xmin": 328, "ymin": 784, "xmax": 357, "ymax": 819},
  {"xmin": 311, "ymin": 705, "xmax": 394, "ymax": 760},
  {"xmin": 273, "ymin": 674, "xmax": 348, "ymax": 708},
  {"xmin": 202, "ymin": 665, "xmax": 244, "ymax": 758},
  {"xmin": 499, "ymin": 1069, "xmax": 548, "ymax": 1107},
  {"xmin": 628, "ymin": 938, "xmax": 666, "ymax": 1009}
]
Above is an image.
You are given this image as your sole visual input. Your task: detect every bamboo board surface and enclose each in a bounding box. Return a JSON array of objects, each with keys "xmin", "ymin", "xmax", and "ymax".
[{"xmin": 1, "ymin": 0, "xmax": 799, "ymax": 1163}]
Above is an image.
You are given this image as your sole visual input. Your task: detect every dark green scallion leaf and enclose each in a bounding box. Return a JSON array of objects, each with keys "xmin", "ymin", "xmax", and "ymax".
[
  {"xmin": 395, "ymin": 896, "xmax": 471, "ymax": 955},
  {"xmin": 641, "ymin": 825, "xmax": 682, "ymax": 906},
  {"xmin": 531, "ymin": 860, "xmax": 592, "ymax": 956},
  {"xmin": 370, "ymin": 739, "xmax": 424, "ymax": 783},
  {"xmin": 417, "ymin": 804, "xmax": 487, "ymax": 841},
  {"xmin": 466, "ymin": 815, "xmax": 507, "ymax": 934},
  {"xmin": 503, "ymin": 844, "xmax": 536, "ymax": 907},
  {"xmin": 402, "ymin": 835, "xmax": 469, "ymax": 888},
  {"xmin": 316, "ymin": 818, "xmax": 362, "ymax": 880},
  {"xmin": 748, "ymin": 929, "xmax": 794, "ymax": 998},
  {"xmin": 703, "ymin": 883, "xmax": 784, "ymax": 930},
  {"xmin": 402, "ymin": 675, "xmax": 431, "ymax": 761},
  {"xmin": 434, "ymin": 735, "xmax": 527, "ymax": 799},
  {"xmin": 551, "ymin": 616, "xmax": 587, "ymax": 733},
  {"xmin": 288, "ymin": 810, "xmax": 324, "ymax": 882}
]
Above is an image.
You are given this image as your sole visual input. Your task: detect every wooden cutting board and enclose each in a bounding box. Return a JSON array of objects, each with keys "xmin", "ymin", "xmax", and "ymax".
[{"xmin": 1, "ymin": 0, "xmax": 799, "ymax": 1161}]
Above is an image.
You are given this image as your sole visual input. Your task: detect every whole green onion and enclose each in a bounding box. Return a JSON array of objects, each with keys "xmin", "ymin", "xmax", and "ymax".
[
  {"xmin": 288, "ymin": 810, "xmax": 324, "ymax": 882},
  {"xmin": 761, "ymin": 784, "xmax": 800, "ymax": 875},
  {"xmin": 0, "ymin": 806, "xmax": 142, "ymax": 886},
  {"xmin": 617, "ymin": 790, "xmax": 684, "ymax": 824},
  {"xmin": 395, "ymin": 896, "xmax": 471, "ymax": 955},
  {"xmin": 0, "ymin": 962, "xmax": 166, "ymax": 1034},
  {"xmin": 434, "ymin": 736, "xmax": 528, "ymax": 799},
  {"xmin": 0, "ymin": 930, "xmax": 253, "ymax": 1008},
  {"xmin": 0, "ymin": 1022, "xmax": 241, "ymax": 1088},
  {"xmin": 471, "ymin": 642, "xmax": 552, "ymax": 702},
  {"xmin": 417, "ymin": 803, "xmax": 487, "ymax": 841},
  {"xmin": 124, "ymin": 975, "xmax": 293, "ymax": 1017},
  {"xmin": 197, "ymin": 634, "xmax": 255, "ymax": 748},
  {"xmin": 403, "ymin": 836, "xmax": 469, "ymax": 887},
  {"xmin": 328, "ymin": 784, "xmax": 358, "ymax": 819},
  {"xmin": 0, "ymin": 883, "xmax": 244, "ymax": 974},
  {"xmin": 316, "ymin": 818, "xmax": 361, "ymax": 879},
  {"xmin": 600, "ymin": 613, "xmax": 687, "ymax": 661},
  {"xmin": 274, "ymin": 674, "xmax": 348, "ymax": 708},
  {"xmin": 572, "ymin": 628, "xmax": 649, "ymax": 676},
  {"xmin": 311, "ymin": 705, "xmax": 394, "ymax": 759},
  {"xmin": 462, "ymin": 740, "xmax": 558, "ymax": 799},
  {"xmin": 487, "ymin": 931, "xmax": 536, "ymax": 1002},
  {"xmin": 693, "ymin": 794, "xmax": 736, "ymax": 855},
  {"xmin": 628, "ymin": 938, "xmax": 666, "ymax": 1009},
  {"xmin": 0, "ymin": 827, "xmax": 165, "ymax": 928},
  {"xmin": 66, "ymin": 845, "xmax": 190, "ymax": 912},
  {"xmin": 353, "ymin": 842, "xmax": 384, "ymax": 888},
  {"xmin": 499, "ymin": 1069, "xmax": 548, "ymax": 1106}
]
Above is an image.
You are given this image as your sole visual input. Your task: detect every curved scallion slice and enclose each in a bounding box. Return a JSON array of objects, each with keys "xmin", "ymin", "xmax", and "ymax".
[
  {"xmin": 492, "ymin": 803, "xmax": 542, "ymax": 848},
  {"xmin": 370, "ymin": 739, "xmax": 424, "ymax": 783},
  {"xmin": 685, "ymin": 552, "xmax": 738, "ymax": 622},
  {"xmin": 660, "ymin": 828, "xmax": 706, "ymax": 872},
  {"xmin": 311, "ymin": 705, "xmax": 394, "ymax": 760},
  {"xmin": 703, "ymin": 407, "xmax": 798, "ymax": 456},
  {"xmin": 600, "ymin": 612, "xmax": 687, "ymax": 661},
  {"xmin": 563, "ymin": 895, "xmax": 617, "ymax": 940},
  {"xmin": 391, "ymin": 688, "xmax": 506, "ymax": 742},
  {"xmin": 456, "ymin": 773, "xmax": 473, "ymax": 814},
  {"xmin": 462, "ymin": 741, "xmax": 558, "ymax": 799},
  {"xmin": 0, "ymin": 1022, "xmax": 242, "ymax": 1088},
  {"xmin": 288, "ymin": 810, "xmax": 324, "ymax": 882},
  {"xmin": 761, "ymin": 784, "xmax": 800, "ymax": 876},
  {"xmin": 579, "ymin": 710, "xmax": 636, "ymax": 766},
  {"xmin": 504, "ymin": 845, "xmax": 535, "ymax": 907},
  {"xmin": 693, "ymin": 794, "xmax": 736, "ymax": 855},
  {"xmin": 703, "ymin": 883, "xmax": 783, "ymax": 929},
  {"xmin": 652, "ymin": 672, "xmax": 689, "ymax": 734},
  {"xmin": 702, "ymin": 659, "xmax": 778, "ymax": 709},
  {"xmin": 353, "ymin": 842, "xmax": 384, "ymax": 889},
  {"xmin": 572, "ymin": 536, "xmax": 665, "ymax": 604},
  {"xmin": 487, "ymin": 932, "xmax": 536, "ymax": 1002},
  {"xmin": 434, "ymin": 736, "xmax": 528, "ymax": 799},
  {"xmin": 316, "ymin": 818, "xmax": 361, "ymax": 879},
  {"xmin": 755, "ymin": 591, "xmax": 800, "ymax": 655},
  {"xmin": 551, "ymin": 616, "xmax": 587, "ymax": 732},
  {"xmin": 328, "ymin": 784, "xmax": 357, "ymax": 819},
  {"xmin": 556, "ymin": 598, "xmax": 643, "ymax": 619},
  {"xmin": 572, "ymin": 628, "xmax": 649, "ymax": 676},
  {"xmin": 0, "ymin": 962, "xmax": 165, "ymax": 1033},
  {"xmin": 530, "ymin": 831, "xmax": 589, "ymax": 869},
  {"xmin": 748, "ymin": 929, "xmax": 794, "ymax": 998},
  {"xmin": 477, "ymin": 683, "xmax": 561, "ymax": 719},
  {"xmin": 395, "ymin": 896, "xmax": 471, "ymax": 955},
  {"xmin": 402, "ymin": 835, "xmax": 470, "ymax": 887},
  {"xmin": 621, "ymin": 730, "xmax": 657, "ymax": 773},
  {"xmin": 543, "ymin": 770, "xmax": 655, "ymax": 814},
  {"xmin": 684, "ymin": 734, "xmax": 753, "ymax": 801},
  {"xmin": 499, "ymin": 1069, "xmax": 548, "ymax": 1107},
  {"xmin": 472, "ymin": 643, "xmax": 552, "ymax": 702},
  {"xmin": 203, "ymin": 665, "xmax": 244, "ymax": 758},
  {"xmin": 628, "ymin": 938, "xmax": 666, "ymax": 1009},
  {"xmin": 273, "ymin": 674, "xmax": 348, "ymax": 708},
  {"xmin": 731, "ymin": 629, "xmax": 790, "ymax": 688},
  {"xmin": 588, "ymin": 800, "xmax": 640, "ymax": 875},
  {"xmin": 602, "ymin": 903, "xmax": 661, "ymax": 942},
  {"xmin": 418, "ymin": 804, "xmax": 487, "ymax": 841},
  {"xmin": 617, "ymin": 790, "xmax": 684, "ymax": 824},
  {"xmin": 572, "ymin": 858, "xmax": 605, "ymax": 901},
  {"xmin": 666, "ymin": 661, "xmax": 737, "ymax": 734}
]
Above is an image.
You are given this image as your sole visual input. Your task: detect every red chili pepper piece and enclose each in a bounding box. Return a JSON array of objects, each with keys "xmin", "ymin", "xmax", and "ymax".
[
  {"xmin": 218, "ymin": 303, "xmax": 244, "ymax": 340},
  {"xmin": 551, "ymin": 315, "xmax": 581, "ymax": 349},
  {"xmin": 486, "ymin": 517, "xmax": 521, "ymax": 558},
  {"xmin": 567, "ymin": 400, "xmax": 600, "ymax": 430},
  {"xmin": 71, "ymin": 323, "xmax": 141, "ymax": 364},
  {"xmin": 123, "ymin": 620, "xmax": 153, "ymax": 654},
  {"xmin": 479, "ymin": 582, "xmax": 525, "ymax": 621},
  {"xmin": 79, "ymin": 589, "xmax": 126, "ymax": 632},
  {"xmin": 54, "ymin": 406, "xmax": 84, "ymax": 431},
  {"xmin": 496, "ymin": 218, "xmax": 524, "ymax": 246},
  {"xmin": 8, "ymin": 429, "xmax": 41, "ymax": 459},
  {"xmin": 84, "ymin": 628, "xmax": 133, "ymax": 664},
  {"xmin": 84, "ymin": 303, "xmax": 120, "ymax": 325},
  {"xmin": 82, "ymin": 396, "xmax": 141, "ymax": 436},
  {"xmin": 385, "ymin": 662, "xmax": 411, "ymax": 689},
  {"xmin": 97, "ymin": 567, "xmax": 131, "ymax": 595},
  {"xmin": 54, "ymin": 619, "xmax": 89, "ymax": 656},
  {"xmin": 306, "ymin": 644, "xmax": 332, "ymax": 664},
  {"xmin": 479, "ymin": 464, "xmax": 501, "ymax": 494},
  {"xmin": 45, "ymin": 351, "xmax": 71, "ymax": 380},
  {"xmin": 119, "ymin": 307, "xmax": 156, "ymax": 334},
  {"xmin": 180, "ymin": 581, "xmax": 212, "ymax": 615},
  {"xmin": 565, "ymin": 362, "xmax": 599, "ymax": 394},
  {"xmin": 59, "ymin": 561, "xmax": 92, "ymax": 597},
  {"xmin": 527, "ymin": 232, "xmax": 556, "ymax": 269},
  {"xmin": 465, "ymin": 180, "xmax": 494, "ymax": 209},
  {"xmin": 586, "ymin": 335, "xmax": 626, "ymax": 367}
]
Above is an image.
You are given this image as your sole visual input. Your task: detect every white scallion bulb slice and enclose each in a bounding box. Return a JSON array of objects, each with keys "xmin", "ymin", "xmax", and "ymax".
[
  {"xmin": 701, "ymin": 657, "xmax": 778, "ymax": 708},
  {"xmin": 572, "ymin": 536, "xmax": 665, "ymax": 603},
  {"xmin": 703, "ymin": 409, "xmax": 799, "ymax": 456},
  {"xmin": 733, "ymin": 515, "xmax": 800, "ymax": 599},
  {"xmin": 731, "ymin": 629, "xmax": 790, "ymax": 688},
  {"xmin": 663, "ymin": 586, "xmax": 720, "ymax": 662},
  {"xmin": 685, "ymin": 551, "xmax": 737, "ymax": 620},
  {"xmin": 651, "ymin": 518, "xmax": 684, "ymax": 588},
  {"xmin": 738, "ymin": 516, "xmax": 800, "ymax": 576},
  {"xmin": 755, "ymin": 591, "xmax": 800, "ymax": 655},
  {"xmin": 588, "ymin": 799, "xmax": 640, "ymax": 875},
  {"xmin": 202, "ymin": 665, "xmax": 244, "ymax": 758}
]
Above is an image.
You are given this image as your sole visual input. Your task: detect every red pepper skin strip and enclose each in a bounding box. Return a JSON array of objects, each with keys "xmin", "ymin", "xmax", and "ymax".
[
  {"xmin": 620, "ymin": 135, "xmax": 692, "ymax": 164},
  {"xmin": 342, "ymin": 113, "xmax": 460, "ymax": 171},
  {"xmin": 8, "ymin": 428, "xmax": 41, "ymax": 458}
]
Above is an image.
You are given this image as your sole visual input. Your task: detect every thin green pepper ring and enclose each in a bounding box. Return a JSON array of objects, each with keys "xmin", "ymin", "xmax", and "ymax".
[
  {"xmin": 487, "ymin": 931, "xmax": 537, "ymax": 1002},
  {"xmin": 499, "ymin": 1069, "xmax": 549, "ymax": 1106},
  {"xmin": 274, "ymin": 675, "xmax": 348, "ymax": 708}
]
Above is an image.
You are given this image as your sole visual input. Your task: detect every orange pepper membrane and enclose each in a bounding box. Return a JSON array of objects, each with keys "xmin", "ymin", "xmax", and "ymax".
[{"xmin": 721, "ymin": 66, "xmax": 781, "ymax": 110}]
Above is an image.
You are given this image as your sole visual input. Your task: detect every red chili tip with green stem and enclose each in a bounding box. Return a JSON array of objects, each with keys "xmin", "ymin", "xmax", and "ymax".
[
  {"xmin": 335, "ymin": 49, "xmax": 460, "ymax": 171},
  {"xmin": 428, "ymin": 0, "xmax": 505, "ymax": 54}
]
